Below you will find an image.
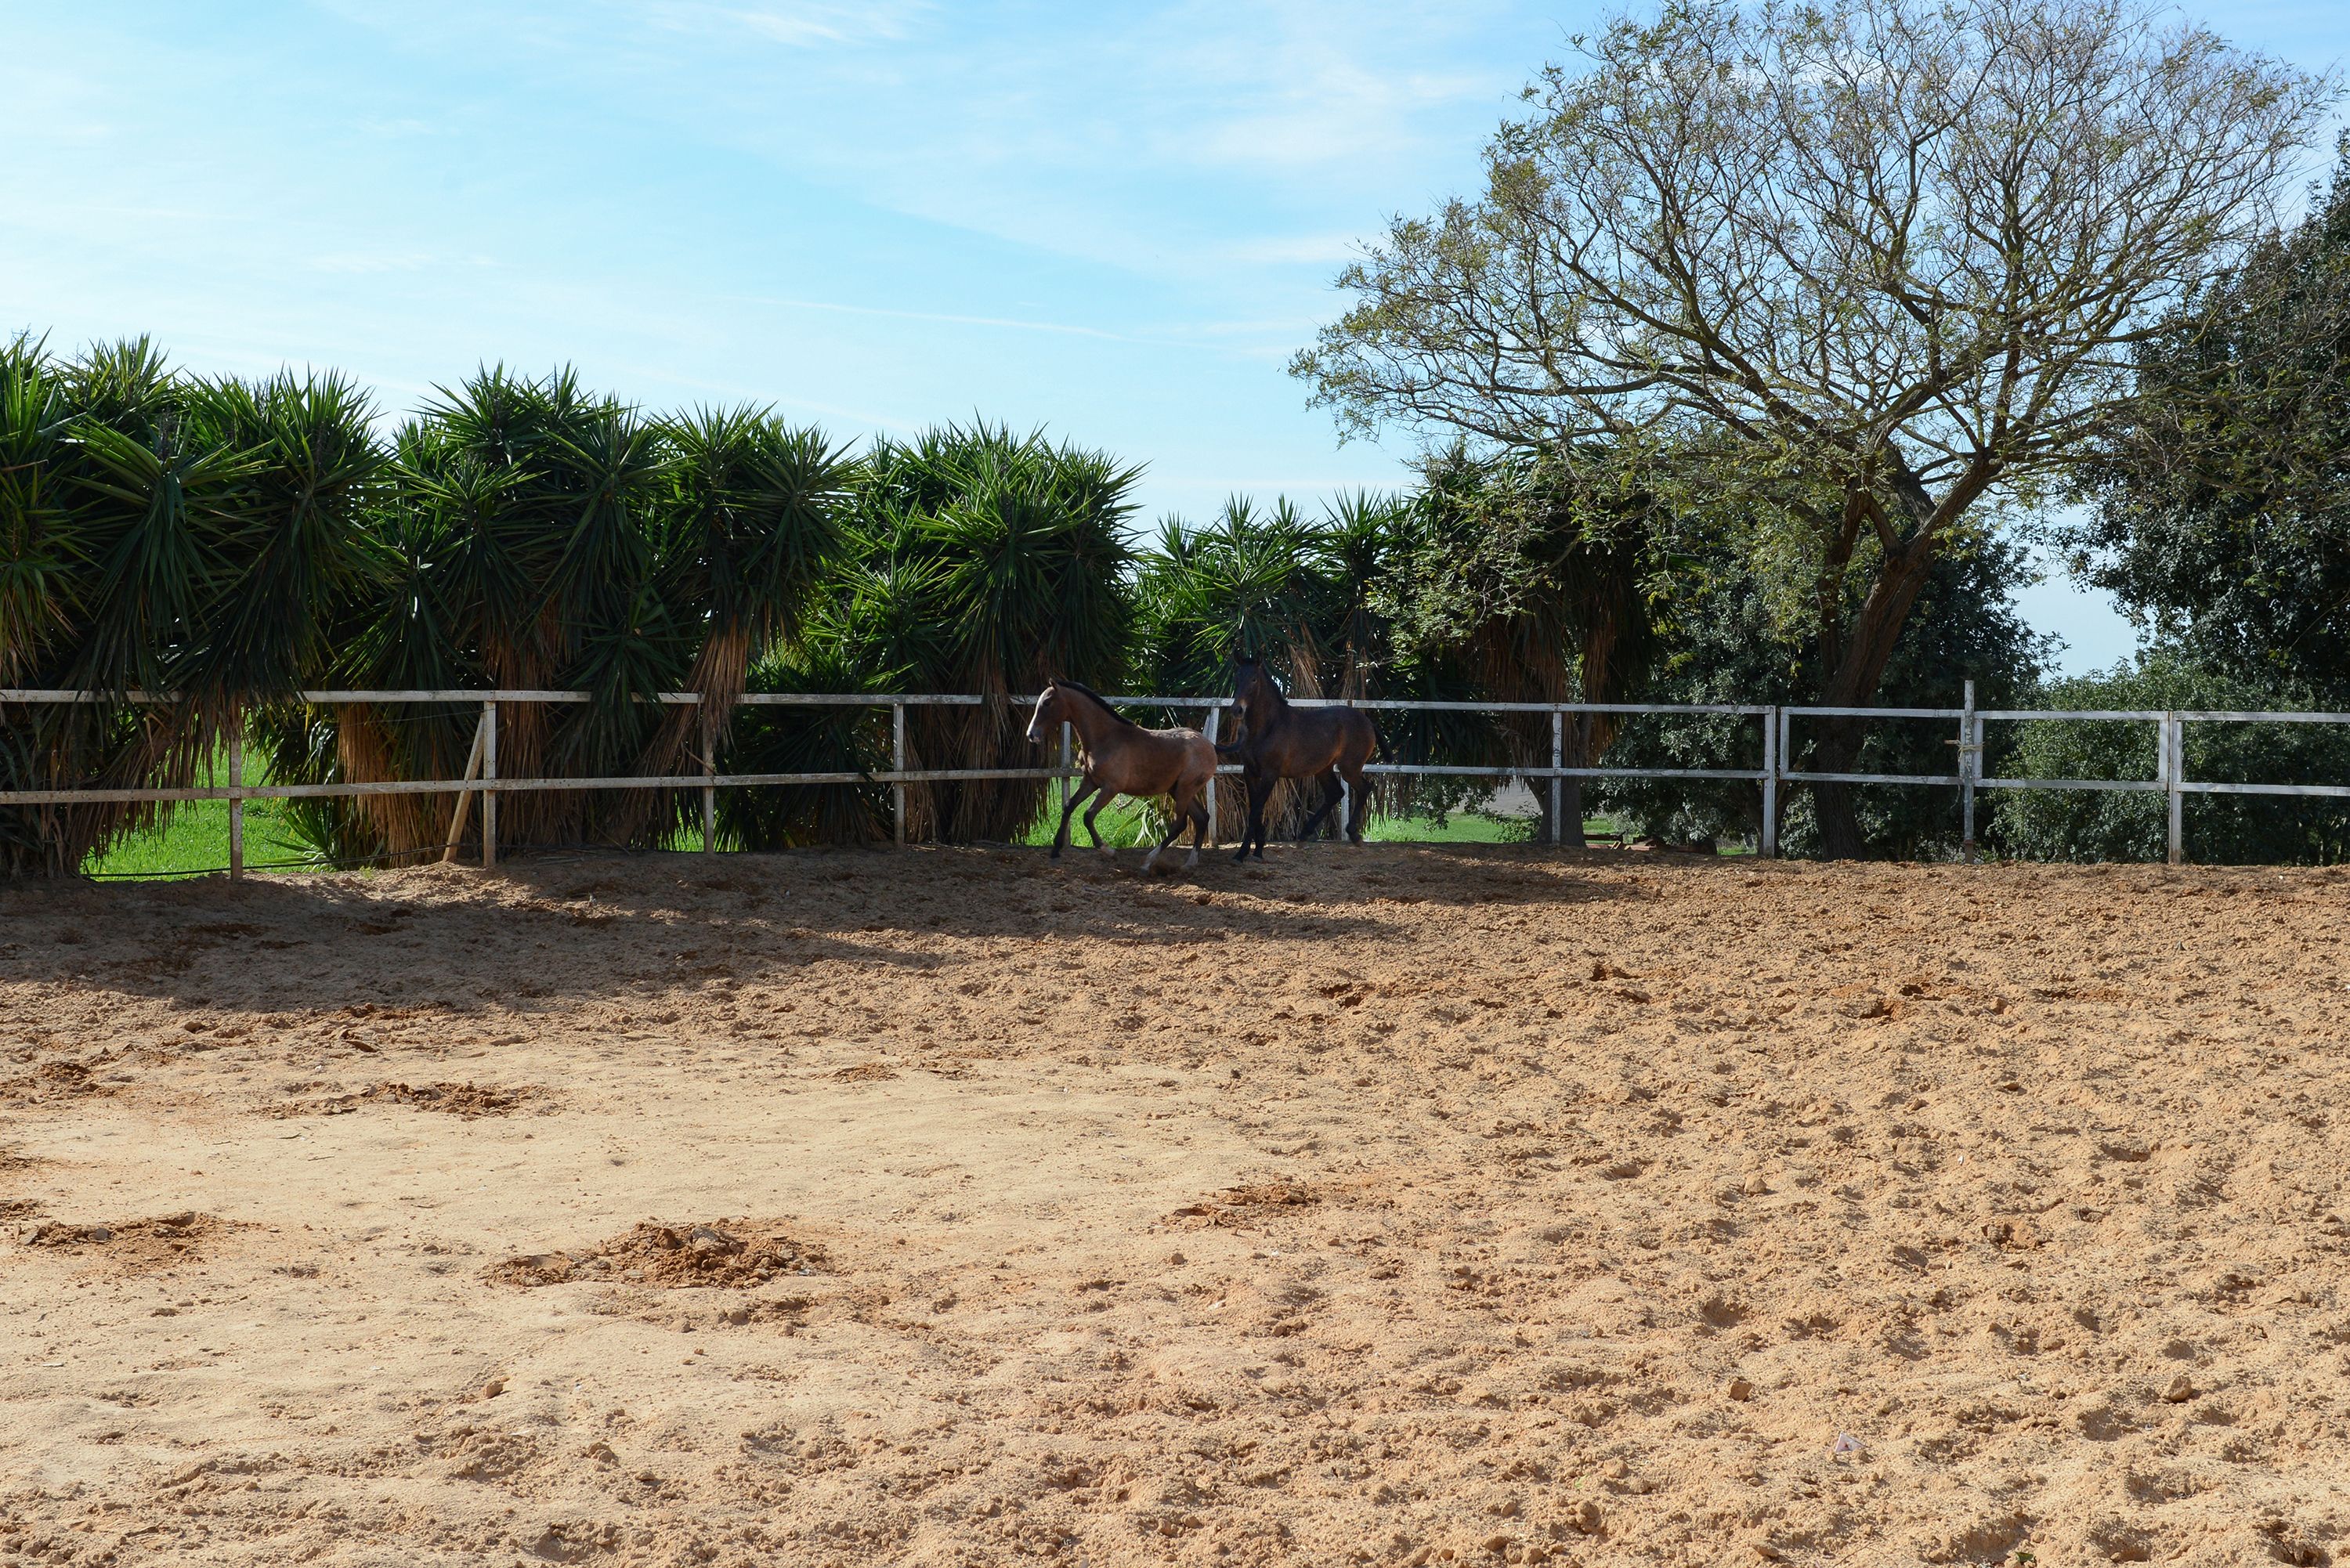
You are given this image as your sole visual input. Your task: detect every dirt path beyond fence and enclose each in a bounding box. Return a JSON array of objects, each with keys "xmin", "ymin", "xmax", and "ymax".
[{"xmin": 2, "ymin": 847, "xmax": 2347, "ymax": 1566}]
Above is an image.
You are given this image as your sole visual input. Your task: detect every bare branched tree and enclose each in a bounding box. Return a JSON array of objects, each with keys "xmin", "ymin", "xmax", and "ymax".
[{"xmin": 1293, "ymin": 0, "xmax": 2331, "ymax": 854}]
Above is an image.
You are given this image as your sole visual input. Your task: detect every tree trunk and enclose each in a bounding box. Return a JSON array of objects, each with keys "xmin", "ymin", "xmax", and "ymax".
[{"xmin": 1809, "ymin": 529, "xmax": 1943, "ymax": 858}]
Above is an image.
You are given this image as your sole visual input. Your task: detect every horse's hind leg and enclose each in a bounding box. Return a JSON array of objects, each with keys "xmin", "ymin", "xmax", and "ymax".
[
  {"xmin": 1343, "ymin": 763, "xmax": 1372, "ymax": 843},
  {"xmin": 1185, "ymin": 798, "xmax": 1207, "ymax": 869},
  {"xmin": 1083, "ymin": 791, "xmax": 1114, "ymax": 857},
  {"xmin": 1297, "ymin": 768, "xmax": 1342, "ymax": 842},
  {"xmin": 1143, "ymin": 809, "xmax": 1188, "ymax": 873},
  {"xmin": 1150, "ymin": 782, "xmax": 1200, "ymax": 873}
]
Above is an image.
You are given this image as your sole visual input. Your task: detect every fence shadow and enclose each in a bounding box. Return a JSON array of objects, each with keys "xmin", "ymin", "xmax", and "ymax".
[{"xmin": 0, "ymin": 844, "xmax": 1625, "ymax": 1017}]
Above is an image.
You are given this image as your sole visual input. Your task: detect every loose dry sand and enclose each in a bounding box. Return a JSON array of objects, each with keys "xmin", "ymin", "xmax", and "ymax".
[{"xmin": 2, "ymin": 847, "xmax": 2348, "ymax": 1566}]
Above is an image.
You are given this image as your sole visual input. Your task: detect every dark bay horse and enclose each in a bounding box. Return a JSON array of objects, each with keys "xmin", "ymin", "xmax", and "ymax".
[
  {"xmin": 1025, "ymin": 681, "xmax": 1216, "ymax": 873},
  {"xmin": 1220, "ymin": 656, "xmax": 1379, "ymax": 861}
]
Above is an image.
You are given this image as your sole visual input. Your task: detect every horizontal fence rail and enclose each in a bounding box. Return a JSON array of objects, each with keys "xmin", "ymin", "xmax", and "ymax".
[{"xmin": 5, "ymin": 683, "xmax": 2344, "ymax": 874}]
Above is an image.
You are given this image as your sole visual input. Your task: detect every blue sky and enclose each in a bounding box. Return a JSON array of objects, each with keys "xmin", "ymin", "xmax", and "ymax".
[{"xmin": 4, "ymin": 1, "xmax": 2344, "ymax": 674}]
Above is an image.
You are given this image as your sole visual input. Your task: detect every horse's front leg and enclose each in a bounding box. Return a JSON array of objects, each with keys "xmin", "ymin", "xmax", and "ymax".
[
  {"xmin": 1237, "ymin": 775, "xmax": 1274, "ymax": 862},
  {"xmin": 1083, "ymin": 789, "xmax": 1114, "ymax": 857},
  {"xmin": 1053, "ymin": 782, "xmax": 1098, "ymax": 860}
]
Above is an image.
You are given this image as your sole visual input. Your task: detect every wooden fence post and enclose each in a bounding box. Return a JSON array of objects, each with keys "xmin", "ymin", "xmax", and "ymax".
[
  {"xmin": 700, "ymin": 703, "xmax": 717, "ymax": 854},
  {"xmin": 227, "ymin": 710, "xmax": 244, "ymax": 881},
  {"xmin": 1550, "ymin": 707, "xmax": 1564, "ymax": 846},
  {"xmin": 439, "ymin": 706, "xmax": 490, "ymax": 864},
  {"xmin": 481, "ymin": 700, "xmax": 498, "ymax": 871},
  {"xmin": 1960, "ymin": 679, "xmax": 1978, "ymax": 863},
  {"xmin": 1203, "ymin": 706, "xmax": 1220, "ymax": 847},
  {"xmin": 892, "ymin": 701, "xmax": 906, "ymax": 847},
  {"xmin": 2165, "ymin": 712, "xmax": 2185, "ymax": 866}
]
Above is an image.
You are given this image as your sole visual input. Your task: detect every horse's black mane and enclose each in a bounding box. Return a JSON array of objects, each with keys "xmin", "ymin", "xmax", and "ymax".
[{"xmin": 1055, "ymin": 679, "xmax": 1148, "ymax": 732}]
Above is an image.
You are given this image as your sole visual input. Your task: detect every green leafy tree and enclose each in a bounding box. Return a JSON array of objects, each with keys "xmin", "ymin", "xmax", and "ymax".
[
  {"xmin": 1993, "ymin": 652, "xmax": 2350, "ymax": 863},
  {"xmin": 1597, "ymin": 535, "xmax": 2048, "ymax": 855},
  {"xmin": 1378, "ymin": 447, "xmax": 1665, "ymax": 842},
  {"xmin": 269, "ymin": 368, "xmax": 849, "ymax": 863},
  {"xmin": 2070, "ymin": 143, "xmax": 2350, "ymax": 705},
  {"xmin": 1293, "ymin": 0, "xmax": 2329, "ymax": 855}
]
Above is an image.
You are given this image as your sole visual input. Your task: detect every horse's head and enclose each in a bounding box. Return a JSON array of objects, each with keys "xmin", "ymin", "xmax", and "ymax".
[
  {"xmin": 1231, "ymin": 656, "xmax": 1273, "ymax": 717},
  {"xmin": 1025, "ymin": 682, "xmax": 1063, "ymax": 746}
]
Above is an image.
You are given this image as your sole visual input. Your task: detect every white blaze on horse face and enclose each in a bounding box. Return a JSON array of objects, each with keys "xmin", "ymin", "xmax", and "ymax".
[{"xmin": 1024, "ymin": 686, "xmax": 1056, "ymax": 746}]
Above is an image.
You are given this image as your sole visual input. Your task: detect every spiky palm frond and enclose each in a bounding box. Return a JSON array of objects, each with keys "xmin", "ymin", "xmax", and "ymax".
[
  {"xmin": 0, "ymin": 341, "xmax": 80, "ymax": 685},
  {"xmin": 178, "ymin": 372, "xmax": 389, "ymax": 716}
]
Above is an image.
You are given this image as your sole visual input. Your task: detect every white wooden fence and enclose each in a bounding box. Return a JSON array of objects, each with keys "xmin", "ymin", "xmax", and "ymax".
[{"xmin": 5, "ymin": 682, "xmax": 2347, "ymax": 876}]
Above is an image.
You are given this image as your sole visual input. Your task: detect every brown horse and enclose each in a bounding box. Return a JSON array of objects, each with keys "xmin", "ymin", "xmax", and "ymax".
[
  {"xmin": 1221, "ymin": 656, "xmax": 1379, "ymax": 861},
  {"xmin": 1025, "ymin": 681, "xmax": 1216, "ymax": 873}
]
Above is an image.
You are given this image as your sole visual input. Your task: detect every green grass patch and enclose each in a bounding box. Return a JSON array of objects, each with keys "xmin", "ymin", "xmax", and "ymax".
[
  {"xmin": 81, "ymin": 750, "xmax": 335, "ymax": 880},
  {"xmin": 84, "ymin": 799, "xmax": 323, "ymax": 880}
]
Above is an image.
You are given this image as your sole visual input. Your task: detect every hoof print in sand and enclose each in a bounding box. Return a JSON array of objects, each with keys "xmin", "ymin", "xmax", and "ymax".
[{"xmin": 490, "ymin": 1219, "xmax": 828, "ymax": 1288}]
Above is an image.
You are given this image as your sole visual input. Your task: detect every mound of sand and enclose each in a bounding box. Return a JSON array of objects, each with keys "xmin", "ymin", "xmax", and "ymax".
[
  {"xmin": 2, "ymin": 846, "xmax": 2346, "ymax": 1566},
  {"xmin": 489, "ymin": 1219, "xmax": 829, "ymax": 1290},
  {"xmin": 267, "ymin": 1079, "xmax": 540, "ymax": 1119},
  {"xmin": 19, "ymin": 1211, "xmax": 237, "ymax": 1275}
]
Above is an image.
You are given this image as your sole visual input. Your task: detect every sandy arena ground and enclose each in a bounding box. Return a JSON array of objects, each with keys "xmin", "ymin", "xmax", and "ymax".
[{"xmin": 2, "ymin": 846, "xmax": 2348, "ymax": 1566}]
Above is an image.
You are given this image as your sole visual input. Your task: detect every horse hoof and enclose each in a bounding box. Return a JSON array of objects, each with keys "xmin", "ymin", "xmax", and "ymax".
[{"xmin": 1182, "ymin": 851, "xmax": 1198, "ymax": 871}]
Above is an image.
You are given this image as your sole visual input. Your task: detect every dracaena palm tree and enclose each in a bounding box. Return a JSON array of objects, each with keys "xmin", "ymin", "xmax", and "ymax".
[
  {"xmin": 814, "ymin": 422, "xmax": 1139, "ymax": 842},
  {"xmin": 266, "ymin": 369, "xmax": 855, "ymax": 864},
  {"xmin": 2, "ymin": 338, "xmax": 385, "ymax": 876}
]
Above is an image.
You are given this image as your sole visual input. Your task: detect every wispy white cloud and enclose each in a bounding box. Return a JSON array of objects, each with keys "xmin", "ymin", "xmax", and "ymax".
[
  {"xmin": 307, "ymin": 1, "xmax": 1544, "ymax": 280},
  {"xmin": 644, "ymin": 1, "xmax": 931, "ymax": 49}
]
